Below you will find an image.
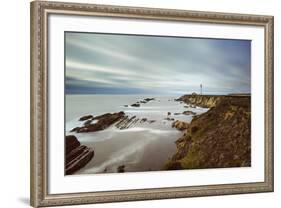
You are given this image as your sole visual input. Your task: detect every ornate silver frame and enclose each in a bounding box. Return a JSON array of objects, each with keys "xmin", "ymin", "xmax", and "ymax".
[{"xmin": 30, "ymin": 1, "xmax": 274, "ymax": 207}]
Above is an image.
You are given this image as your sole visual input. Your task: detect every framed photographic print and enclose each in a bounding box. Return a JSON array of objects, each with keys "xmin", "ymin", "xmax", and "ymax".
[{"xmin": 30, "ymin": 1, "xmax": 274, "ymax": 207}]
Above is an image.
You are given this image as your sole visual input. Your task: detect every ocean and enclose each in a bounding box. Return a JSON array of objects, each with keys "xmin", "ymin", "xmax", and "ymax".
[{"xmin": 65, "ymin": 94, "xmax": 208, "ymax": 174}]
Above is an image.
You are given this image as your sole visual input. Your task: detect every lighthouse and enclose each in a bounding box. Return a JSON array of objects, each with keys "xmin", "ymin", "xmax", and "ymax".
[{"xmin": 200, "ymin": 84, "xmax": 202, "ymax": 95}]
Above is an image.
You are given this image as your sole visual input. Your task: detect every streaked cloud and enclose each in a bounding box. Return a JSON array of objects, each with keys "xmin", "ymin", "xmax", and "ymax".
[{"xmin": 65, "ymin": 32, "xmax": 251, "ymax": 95}]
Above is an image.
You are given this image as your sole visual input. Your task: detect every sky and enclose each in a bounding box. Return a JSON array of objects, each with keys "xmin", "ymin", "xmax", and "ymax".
[{"xmin": 65, "ymin": 32, "xmax": 251, "ymax": 95}]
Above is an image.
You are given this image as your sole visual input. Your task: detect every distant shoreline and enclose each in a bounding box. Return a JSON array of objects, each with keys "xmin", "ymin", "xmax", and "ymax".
[{"xmin": 65, "ymin": 93, "xmax": 251, "ymax": 96}]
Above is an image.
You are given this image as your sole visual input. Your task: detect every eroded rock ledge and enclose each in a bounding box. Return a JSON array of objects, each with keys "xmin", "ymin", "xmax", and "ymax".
[
  {"xmin": 71, "ymin": 112, "xmax": 125, "ymax": 133},
  {"xmin": 65, "ymin": 135, "xmax": 94, "ymax": 175},
  {"xmin": 71, "ymin": 112, "xmax": 156, "ymax": 133}
]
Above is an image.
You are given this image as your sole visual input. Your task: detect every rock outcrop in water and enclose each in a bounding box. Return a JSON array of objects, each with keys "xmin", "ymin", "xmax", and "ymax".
[
  {"xmin": 115, "ymin": 116, "xmax": 156, "ymax": 129},
  {"xmin": 79, "ymin": 115, "xmax": 94, "ymax": 121},
  {"xmin": 71, "ymin": 112, "xmax": 157, "ymax": 133},
  {"xmin": 115, "ymin": 115, "xmax": 138, "ymax": 129},
  {"xmin": 71, "ymin": 112, "xmax": 125, "ymax": 133},
  {"xmin": 144, "ymin": 98, "xmax": 155, "ymax": 102},
  {"xmin": 129, "ymin": 98, "xmax": 155, "ymax": 108},
  {"xmin": 65, "ymin": 135, "xmax": 94, "ymax": 175},
  {"xmin": 172, "ymin": 120, "xmax": 189, "ymax": 131},
  {"xmin": 165, "ymin": 95, "xmax": 251, "ymax": 170},
  {"xmin": 182, "ymin": 110, "xmax": 196, "ymax": 116},
  {"xmin": 131, "ymin": 103, "xmax": 140, "ymax": 107}
]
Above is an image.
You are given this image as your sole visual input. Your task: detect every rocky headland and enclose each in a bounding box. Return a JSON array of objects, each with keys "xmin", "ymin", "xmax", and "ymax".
[
  {"xmin": 176, "ymin": 94, "xmax": 225, "ymax": 108},
  {"xmin": 176, "ymin": 93, "xmax": 250, "ymax": 108},
  {"xmin": 166, "ymin": 94, "xmax": 251, "ymax": 170}
]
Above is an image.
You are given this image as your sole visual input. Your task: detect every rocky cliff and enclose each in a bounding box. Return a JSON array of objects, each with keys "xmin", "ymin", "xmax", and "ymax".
[
  {"xmin": 165, "ymin": 95, "xmax": 251, "ymax": 170},
  {"xmin": 176, "ymin": 94, "xmax": 225, "ymax": 108}
]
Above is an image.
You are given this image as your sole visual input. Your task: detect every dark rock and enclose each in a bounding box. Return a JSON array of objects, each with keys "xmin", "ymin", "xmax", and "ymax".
[
  {"xmin": 115, "ymin": 115, "xmax": 158, "ymax": 130},
  {"xmin": 65, "ymin": 147, "xmax": 94, "ymax": 175},
  {"xmin": 164, "ymin": 117, "xmax": 175, "ymax": 121},
  {"xmin": 84, "ymin": 119, "xmax": 94, "ymax": 126},
  {"xmin": 79, "ymin": 115, "xmax": 93, "ymax": 121},
  {"xmin": 140, "ymin": 118, "xmax": 148, "ymax": 123},
  {"xmin": 117, "ymin": 165, "xmax": 125, "ymax": 173},
  {"xmin": 174, "ymin": 113, "xmax": 181, "ymax": 115},
  {"xmin": 70, "ymin": 127, "xmax": 80, "ymax": 132},
  {"xmin": 167, "ymin": 112, "xmax": 171, "ymax": 116},
  {"xmin": 65, "ymin": 135, "xmax": 80, "ymax": 154},
  {"xmin": 72, "ymin": 112, "xmax": 125, "ymax": 133},
  {"xmin": 182, "ymin": 110, "xmax": 196, "ymax": 116},
  {"xmin": 172, "ymin": 120, "xmax": 189, "ymax": 131},
  {"xmin": 131, "ymin": 103, "xmax": 140, "ymax": 107},
  {"xmin": 116, "ymin": 116, "xmax": 138, "ymax": 130},
  {"xmin": 66, "ymin": 145, "xmax": 86, "ymax": 164},
  {"xmin": 132, "ymin": 98, "xmax": 155, "ymax": 105},
  {"xmin": 124, "ymin": 105, "xmax": 128, "ymax": 107},
  {"xmin": 144, "ymin": 98, "xmax": 155, "ymax": 102},
  {"xmin": 65, "ymin": 135, "xmax": 94, "ymax": 175}
]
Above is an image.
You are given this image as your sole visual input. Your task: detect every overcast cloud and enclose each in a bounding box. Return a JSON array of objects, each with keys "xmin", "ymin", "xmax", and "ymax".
[{"xmin": 65, "ymin": 32, "xmax": 251, "ymax": 95}]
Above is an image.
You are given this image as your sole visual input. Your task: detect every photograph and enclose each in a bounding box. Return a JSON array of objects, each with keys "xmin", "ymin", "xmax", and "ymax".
[
  {"xmin": 64, "ymin": 32, "xmax": 251, "ymax": 175},
  {"xmin": 30, "ymin": 1, "xmax": 273, "ymax": 206}
]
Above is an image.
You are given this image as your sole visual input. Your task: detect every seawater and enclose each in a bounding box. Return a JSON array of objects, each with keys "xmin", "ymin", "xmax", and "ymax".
[{"xmin": 65, "ymin": 94, "xmax": 208, "ymax": 174}]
